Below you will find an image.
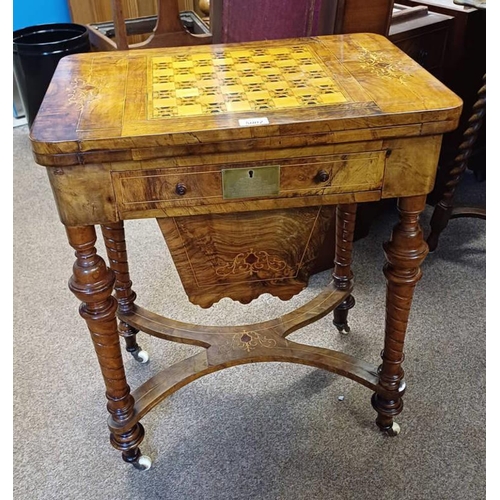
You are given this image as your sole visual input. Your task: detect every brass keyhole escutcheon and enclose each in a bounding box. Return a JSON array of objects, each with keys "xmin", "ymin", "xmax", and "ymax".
[{"xmin": 222, "ymin": 165, "xmax": 280, "ymax": 199}]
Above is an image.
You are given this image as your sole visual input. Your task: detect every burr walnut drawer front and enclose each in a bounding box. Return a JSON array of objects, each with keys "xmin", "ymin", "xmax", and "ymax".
[{"xmin": 112, "ymin": 151, "xmax": 386, "ymax": 211}]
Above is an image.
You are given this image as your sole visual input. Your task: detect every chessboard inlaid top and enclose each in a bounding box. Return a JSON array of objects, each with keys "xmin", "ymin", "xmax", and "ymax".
[
  {"xmin": 30, "ymin": 33, "xmax": 462, "ymax": 160},
  {"xmin": 148, "ymin": 44, "xmax": 348, "ymax": 119}
]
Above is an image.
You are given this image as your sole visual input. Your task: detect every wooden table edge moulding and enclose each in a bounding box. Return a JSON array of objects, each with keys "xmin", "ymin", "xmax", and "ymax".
[{"xmin": 29, "ymin": 33, "xmax": 462, "ymax": 471}]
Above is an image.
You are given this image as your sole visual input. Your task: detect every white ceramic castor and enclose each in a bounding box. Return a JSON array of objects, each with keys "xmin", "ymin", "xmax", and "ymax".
[
  {"xmin": 334, "ymin": 322, "xmax": 351, "ymax": 335},
  {"xmin": 131, "ymin": 348, "xmax": 150, "ymax": 364},
  {"xmin": 135, "ymin": 350, "xmax": 150, "ymax": 364},
  {"xmin": 339, "ymin": 324, "xmax": 351, "ymax": 335},
  {"xmin": 133, "ymin": 455, "xmax": 152, "ymax": 471},
  {"xmin": 387, "ymin": 422, "xmax": 401, "ymax": 437}
]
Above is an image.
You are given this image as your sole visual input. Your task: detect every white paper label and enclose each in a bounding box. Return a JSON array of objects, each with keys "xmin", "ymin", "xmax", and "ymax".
[{"xmin": 238, "ymin": 117, "xmax": 270, "ymax": 127}]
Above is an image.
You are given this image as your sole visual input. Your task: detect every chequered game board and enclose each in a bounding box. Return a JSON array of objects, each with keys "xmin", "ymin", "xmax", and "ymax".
[{"xmin": 148, "ymin": 44, "xmax": 347, "ymax": 119}]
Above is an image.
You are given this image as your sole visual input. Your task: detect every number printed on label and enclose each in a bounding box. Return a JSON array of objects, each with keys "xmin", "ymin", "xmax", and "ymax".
[{"xmin": 238, "ymin": 117, "xmax": 270, "ymax": 127}]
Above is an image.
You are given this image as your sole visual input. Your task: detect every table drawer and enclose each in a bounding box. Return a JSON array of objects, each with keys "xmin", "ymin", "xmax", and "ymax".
[
  {"xmin": 116, "ymin": 168, "xmax": 222, "ymax": 204},
  {"xmin": 112, "ymin": 151, "xmax": 386, "ymax": 211}
]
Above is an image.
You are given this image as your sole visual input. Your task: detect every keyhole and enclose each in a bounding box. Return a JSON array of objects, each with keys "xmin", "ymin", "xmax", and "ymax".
[{"xmin": 248, "ymin": 170, "xmax": 254, "ymax": 178}]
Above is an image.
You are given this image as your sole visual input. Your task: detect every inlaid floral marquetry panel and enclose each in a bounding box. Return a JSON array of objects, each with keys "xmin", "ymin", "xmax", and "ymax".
[{"xmin": 157, "ymin": 206, "xmax": 335, "ymax": 307}]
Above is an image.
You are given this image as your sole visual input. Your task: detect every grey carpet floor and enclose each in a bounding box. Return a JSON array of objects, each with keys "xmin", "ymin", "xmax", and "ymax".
[{"xmin": 13, "ymin": 124, "xmax": 485, "ymax": 500}]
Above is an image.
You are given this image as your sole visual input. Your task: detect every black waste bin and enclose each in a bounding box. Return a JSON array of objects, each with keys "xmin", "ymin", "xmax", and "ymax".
[{"xmin": 13, "ymin": 23, "xmax": 90, "ymax": 128}]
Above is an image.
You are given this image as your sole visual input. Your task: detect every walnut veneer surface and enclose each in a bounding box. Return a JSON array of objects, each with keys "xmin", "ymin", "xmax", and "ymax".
[{"xmin": 30, "ymin": 33, "xmax": 462, "ymax": 470}]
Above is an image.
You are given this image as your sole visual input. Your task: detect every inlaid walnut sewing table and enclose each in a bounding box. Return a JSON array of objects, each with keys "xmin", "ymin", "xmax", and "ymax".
[{"xmin": 30, "ymin": 33, "xmax": 462, "ymax": 471}]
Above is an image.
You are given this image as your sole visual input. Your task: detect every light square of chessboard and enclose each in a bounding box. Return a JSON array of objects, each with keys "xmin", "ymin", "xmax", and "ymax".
[
  {"xmin": 272, "ymin": 97, "xmax": 300, "ymax": 108},
  {"xmin": 153, "ymin": 82, "xmax": 176, "ymax": 91},
  {"xmin": 193, "ymin": 66, "xmax": 214, "ymax": 74},
  {"xmin": 177, "ymin": 104, "xmax": 203, "ymax": 116},
  {"xmin": 267, "ymin": 47, "xmax": 293, "ymax": 54},
  {"xmin": 213, "ymin": 58, "xmax": 234, "ymax": 66},
  {"xmin": 235, "ymin": 63, "xmax": 258, "ymax": 72},
  {"xmin": 172, "ymin": 61, "xmax": 194, "ymax": 69},
  {"xmin": 226, "ymin": 101, "xmax": 252, "ymax": 112},
  {"xmin": 265, "ymin": 81, "xmax": 292, "ymax": 91},
  {"xmin": 191, "ymin": 53, "xmax": 213, "ymax": 61},
  {"xmin": 319, "ymin": 93, "xmax": 348, "ymax": 104},
  {"xmin": 175, "ymin": 88, "xmax": 200, "ymax": 98},
  {"xmin": 292, "ymin": 87, "xmax": 319, "ymax": 96},
  {"xmin": 246, "ymin": 91, "xmax": 270, "ymax": 101},
  {"xmin": 173, "ymin": 74, "xmax": 197, "ymax": 84}
]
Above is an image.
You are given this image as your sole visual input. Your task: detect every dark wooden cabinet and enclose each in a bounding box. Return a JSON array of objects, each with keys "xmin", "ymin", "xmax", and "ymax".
[
  {"xmin": 389, "ymin": 4, "xmax": 453, "ymax": 80},
  {"xmin": 395, "ymin": 0, "xmax": 486, "ymax": 171},
  {"xmin": 396, "ymin": 0, "xmax": 485, "ymax": 89}
]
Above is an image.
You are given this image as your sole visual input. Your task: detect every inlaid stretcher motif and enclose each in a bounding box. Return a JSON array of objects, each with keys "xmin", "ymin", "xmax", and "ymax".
[{"xmin": 148, "ymin": 45, "xmax": 348, "ymax": 119}]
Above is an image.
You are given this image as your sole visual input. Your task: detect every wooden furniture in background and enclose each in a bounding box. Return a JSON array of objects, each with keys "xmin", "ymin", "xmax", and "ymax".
[
  {"xmin": 73, "ymin": 0, "xmax": 397, "ymax": 50},
  {"xmin": 426, "ymin": 0, "xmax": 485, "ymax": 251},
  {"xmin": 388, "ymin": 3, "xmax": 453, "ymax": 79},
  {"xmin": 198, "ymin": 0, "xmax": 210, "ymax": 16},
  {"xmin": 85, "ymin": 0, "xmax": 211, "ymax": 50},
  {"xmin": 210, "ymin": 0, "xmax": 395, "ymax": 43},
  {"xmin": 427, "ymin": 74, "xmax": 485, "ymax": 250},
  {"xmin": 68, "ymin": 0, "xmax": 197, "ymax": 24},
  {"xmin": 396, "ymin": 0, "xmax": 485, "ymax": 170},
  {"xmin": 30, "ymin": 34, "xmax": 461, "ymax": 470},
  {"xmin": 69, "ymin": 0, "xmax": 187, "ymax": 46}
]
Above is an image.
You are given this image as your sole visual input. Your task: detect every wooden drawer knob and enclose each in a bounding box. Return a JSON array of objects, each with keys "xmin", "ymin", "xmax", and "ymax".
[
  {"xmin": 316, "ymin": 170, "xmax": 330, "ymax": 183},
  {"xmin": 175, "ymin": 183, "xmax": 187, "ymax": 195}
]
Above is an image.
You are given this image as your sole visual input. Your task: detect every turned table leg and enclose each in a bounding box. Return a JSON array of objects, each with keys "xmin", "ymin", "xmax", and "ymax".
[
  {"xmin": 372, "ymin": 195, "xmax": 429, "ymax": 435},
  {"xmin": 332, "ymin": 203, "xmax": 357, "ymax": 334},
  {"xmin": 101, "ymin": 222, "xmax": 149, "ymax": 364},
  {"xmin": 66, "ymin": 225, "xmax": 150, "ymax": 470}
]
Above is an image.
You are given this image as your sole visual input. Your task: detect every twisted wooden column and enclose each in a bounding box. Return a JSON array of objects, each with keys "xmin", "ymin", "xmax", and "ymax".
[
  {"xmin": 66, "ymin": 226, "xmax": 147, "ymax": 468},
  {"xmin": 332, "ymin": 203, "xmax": 357, "ymax": 334},
  {"xmin": 427, "ymin": 75, "xmax": 486, "ymax": 251},
  {"xmin": 372, "ymin": 196, "xmax": 428, "ymax": 434},
  {"xmin": 101, "ymin": 222, "xmax": 149, "ymax": 363}
]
